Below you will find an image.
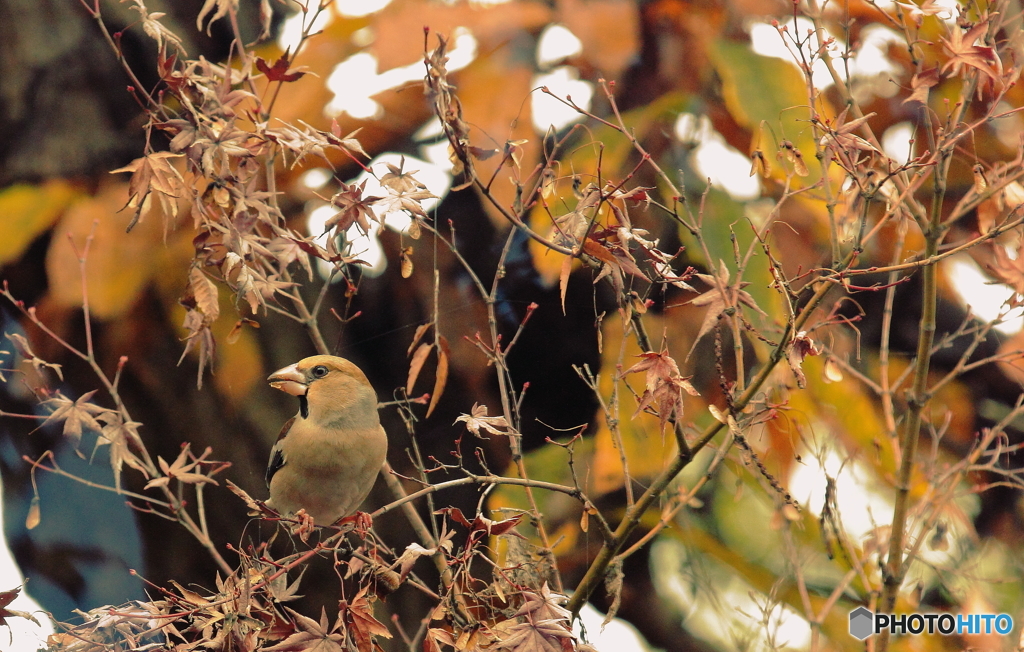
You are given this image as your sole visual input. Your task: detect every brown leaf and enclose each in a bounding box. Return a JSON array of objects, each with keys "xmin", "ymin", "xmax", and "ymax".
[
  {"xmin": 264, "ymin": 607, "xmax": 345, "ymax": 652},
  {"xmin": 109, "ymin": 151, "xmax": 185, "ymax": 230},
  {"xmin": 427, "ymin": 336, "xmax": 450, "ymax": 418},
  {"xmin": 190, "ymin": 266, "xmax": 220, "ymax": 322},
  {"xmin": 621, "ymin": 349, "xmax": 700, "ymax": 431},
  {"xmin": 786, "ymin": 330, "xmax": 821, "ymax": 388},
  {"xmin": 941, "ymin": 20, "xmax": 1000, "ymax": 84},
  {"xmin": 407, "ymin": 343, "xmax": 432, "ymax": 394},
  {"xmin": 903, "ymin": 66, "xmax": 939, "ymax": 105},
  {"xmin": 341, "ymin": 586, "xmax": 392, "ymax": 652},
  {"xmin": 95, "ymin": 414, "xmax": 149, "ymax": 491},
  {"xmin": 407, "ymin": 323, "xmax": 432, "ymax": 356}
]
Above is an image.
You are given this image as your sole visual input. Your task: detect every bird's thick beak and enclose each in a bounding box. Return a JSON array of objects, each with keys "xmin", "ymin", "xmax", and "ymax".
[{"xmin": 268, "ymin": 363, "xmax": 307, "ymax": 396}]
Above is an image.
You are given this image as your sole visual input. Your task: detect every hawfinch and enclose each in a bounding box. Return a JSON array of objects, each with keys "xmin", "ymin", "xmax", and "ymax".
[{"xmin": 266, "ymin": 355, "xmax": 388, "ymax": 525}]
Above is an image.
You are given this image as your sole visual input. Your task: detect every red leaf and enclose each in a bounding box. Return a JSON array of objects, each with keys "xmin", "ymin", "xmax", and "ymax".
[{"xmin": 256, "ymin": 54, "xmax": 307, "ymax": 83}]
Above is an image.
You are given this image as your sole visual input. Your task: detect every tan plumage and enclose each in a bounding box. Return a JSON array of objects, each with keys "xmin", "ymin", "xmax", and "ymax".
[{"xmin": 266, "ymin": 355, "xmax": 388, "ymax": 524}]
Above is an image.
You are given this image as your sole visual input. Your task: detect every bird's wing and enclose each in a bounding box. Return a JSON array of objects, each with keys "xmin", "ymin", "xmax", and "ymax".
[{"xmin": 266, "ymin": 416, "xmax": 295, "ymax": 488}]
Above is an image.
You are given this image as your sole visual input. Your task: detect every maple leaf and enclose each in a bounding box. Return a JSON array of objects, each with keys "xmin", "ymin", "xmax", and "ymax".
[
  {"xmin": 268, "ymin": 233, "xmax": 317, "ymax": 278},
  {"xmin": 256, "ymin": 53, "xmax": 308, "ymax": 83},
  {"xmin": 687, "ymin": 263, "xmax": 767, "ymax": 352},
  {"xmin": 328, "ymin": 121, "xmax": 369, "ymax": 158},
  {"xmin": 95, "ymin": 414, "xmax": 149, "ymax": 491},
  {"xmin": 941, "ymin": 20, "xmax": 1000, "ymax": 83},
  {"xmin": 329, "ymin": 180, "xmax": 381, "ymax": 233},
  {"xmin": 455, "ymin": 404, "xmax": 517, "ymax": 438},
  {"xmin": 493, "ymin": 619, "xmax": 573, "ymax": 652},
  {"xmin": 377, "ymin": 187, "xmax": 436, "ymax": 220},
  {"xmin": 340, "ymin": 587, "xmax": 392, "ymax": 652},
  {"xmin": 40, "ymin": 390, "xmax": 112, "ymax": 449},
  {"xmin": 145, "ymin": 444, "xmax": 219, "ymax": 489},
  {"xmin": 109, "ymin": 151, "xmax": 185, "ymax": 230},
  {"xmin": 196, "ymin": 0, "xmax": 237, "ymax": 34},
  {"xmin": 379, "ymin": 159, "xmax": 426, "ymax": 194},
  {"xmin": 264, "ymin": 607, "xmax": 345, "ymax": 652},
  {"xmin": 621, "ymin": 349, "xmax": 699, "ymax": 431},
  {"xmin": 516, "ymin": 584, "xmax": 571, "ymax": 623},
  {"xmin": 817, "ymin": 110, "xmax": 880, "ymax": 165}
]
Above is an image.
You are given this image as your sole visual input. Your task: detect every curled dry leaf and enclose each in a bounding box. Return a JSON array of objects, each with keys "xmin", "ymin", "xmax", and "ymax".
[
  {"xmin": 6, "ymin": 332, "xmax": 63, "ymax": 380},
  {"xmin": 455, "ymin": 403, "xmax": 516, "ymax": 438},
  {"xmin": 786, "ymin": 331, "xmax": 821, "ymax": 388},
  {"xmin": 621, "ymin": 349, "xmax": 699, "ymax": 431}
]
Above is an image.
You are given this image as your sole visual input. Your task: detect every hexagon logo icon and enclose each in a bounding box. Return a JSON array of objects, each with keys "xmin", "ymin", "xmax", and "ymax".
[{"xmin": 849, "ymin": 607, "xmax": 874, "ymax": 640}]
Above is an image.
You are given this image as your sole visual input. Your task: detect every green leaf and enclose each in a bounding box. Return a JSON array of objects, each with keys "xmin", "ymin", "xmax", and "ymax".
[{"xmin": 711, "ymin": 40, "xmax": 828, "ymax": 185}]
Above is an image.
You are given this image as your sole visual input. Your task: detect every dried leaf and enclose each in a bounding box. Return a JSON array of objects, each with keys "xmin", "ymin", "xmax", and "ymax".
[
  {"xmin": 25, "ymin": 497, "xmax": 40, "ymax": 530},
  {"xmin": 621, "ymin": 349, "xmax": 700, "ymax": 430},
  {"xmin": 400, "ymin": 246, "xmax": 414, "ymax": 278},
  {"xmin": 264, "ymin": 607, "xmax": 345, "ymax": 652},
  {"xmin": 602, "ymin": 560, "xmax": 624, "ymax": 626},
  {"xmin": 40, "ymin": 390, "xmax": 110, "ymax": 449},
  {"xmin": 407, "ymin": 323, "xmax": 432, "ymax": 356},
  {"xmin": 407, "ymin": 343, "xmax": 432, "ymax": 394},
  {"xmin": 0, "ymin": 587, "xmax": 39, "ymax": 627},
  {"xmin": 6, "ymin": 332, "xmax": 63, "ymax": 380},
  {"xmin": 427, "ymin": 336, "xmax": 450, "ymax": 418},
  {"xmin": 455, "ymin": 404, "xmax": 515, "ymax": 437},
  {"xmin": 341, "ymin": 586, "xmax": 392, "ymax": 652},
  {"xmin": 190, "ymin": 266, "xmax": 220, "ymax": 322}
]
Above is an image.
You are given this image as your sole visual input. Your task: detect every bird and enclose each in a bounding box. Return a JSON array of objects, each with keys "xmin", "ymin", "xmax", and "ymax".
[{"xmin": 265, "ymin": 355, "xmax": 388, "ymax": 525}]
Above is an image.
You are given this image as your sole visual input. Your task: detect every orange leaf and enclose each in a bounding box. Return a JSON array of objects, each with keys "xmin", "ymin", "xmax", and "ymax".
[
  {"xmin": 407, "ymin": 323, "xmax": 432, "ymax": 356},
  {"xmin": 407, "ymin": 342, "xmax": 431, "ymax": 394},
  {"xmin": 427, "ymin": 336, "xmax": 450, "ymax": 418}
]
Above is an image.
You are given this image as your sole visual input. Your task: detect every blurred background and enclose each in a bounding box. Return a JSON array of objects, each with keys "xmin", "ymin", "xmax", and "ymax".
[{"xmin": 2, "ymin": 0, "xmax": 1024, "ymax": 650}]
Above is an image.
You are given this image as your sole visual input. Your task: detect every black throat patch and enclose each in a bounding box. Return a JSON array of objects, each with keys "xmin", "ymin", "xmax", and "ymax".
[{"xmin": 299, "ymin": 394, "xmax": 309, "ymax": 419}]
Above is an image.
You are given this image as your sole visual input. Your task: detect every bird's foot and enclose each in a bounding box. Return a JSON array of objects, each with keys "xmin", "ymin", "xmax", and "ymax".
[
  {"xmin": 334, "ymin": 511, "xmax": 373, "ymax": 536},
  {"xmin": 287, "ymin": 509, "xmax": 317, "ymax": 542}
]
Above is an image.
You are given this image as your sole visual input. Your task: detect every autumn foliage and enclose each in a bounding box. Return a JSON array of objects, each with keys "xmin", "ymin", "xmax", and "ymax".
[{"xmin": 3, "ymin": 0, "xmax": 1024, "ymax": 650}]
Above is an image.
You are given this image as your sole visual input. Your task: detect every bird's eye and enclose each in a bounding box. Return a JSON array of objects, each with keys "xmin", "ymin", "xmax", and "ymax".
[{"xmin": 311, "ymin": 365, "xmax": 329, "ymax": 379}]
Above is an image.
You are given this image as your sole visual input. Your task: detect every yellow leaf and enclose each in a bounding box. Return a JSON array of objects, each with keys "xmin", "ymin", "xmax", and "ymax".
[
  {"xmin": 211, "ymin": 312, "xmax": 264, "ymax": 405},
  {"xmin": 556, "ymin": 0, "xmax": 640, "ymax": 80},
  {"xmin": 0, "ymin": 181, "xmax": 82, "ymax": 265},
  {"xmin": 45, "ymin": 181, "xmax": 165, "ymax": 319}
]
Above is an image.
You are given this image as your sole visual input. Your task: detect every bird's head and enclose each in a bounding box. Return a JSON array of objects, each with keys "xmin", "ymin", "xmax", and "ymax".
[{"xmin": 268, "ymin": 355, "xmax": 378, "ymax": 426}]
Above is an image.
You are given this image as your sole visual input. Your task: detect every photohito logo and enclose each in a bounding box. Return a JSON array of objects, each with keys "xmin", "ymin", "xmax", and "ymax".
[{"xmin": 849, "ymin": 607, "xmax": 1014, "ymax": 640}]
